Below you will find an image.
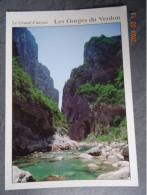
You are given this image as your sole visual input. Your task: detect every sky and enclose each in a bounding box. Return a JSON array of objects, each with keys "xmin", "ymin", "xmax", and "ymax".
[{"xmin": 28, "ymin": 23, "xmax": 121, "ymax": 109}]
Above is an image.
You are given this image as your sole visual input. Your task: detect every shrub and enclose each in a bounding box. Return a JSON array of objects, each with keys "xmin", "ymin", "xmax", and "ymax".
[
  {"xmin": 117, "ymin": 50, "xmax": 122, "ymax": 56},
  {"xmin": 113, "ymin": 116, "xmax": 123, "ymax": 127},
  {"xmin": 96, "ymin": 117, "xmax": 127, "ymax": 142}
]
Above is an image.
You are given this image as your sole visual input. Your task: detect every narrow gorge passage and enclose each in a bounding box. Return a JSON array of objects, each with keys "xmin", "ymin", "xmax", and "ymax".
[{"xmin": 12, "ymin": 25, "xmax": 130, "ymax": 183}]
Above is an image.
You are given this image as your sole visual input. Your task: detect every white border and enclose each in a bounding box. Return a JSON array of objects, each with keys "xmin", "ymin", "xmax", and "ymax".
[{"xmin": 5, "ymin": 6, "xmax": 138, "ymax": 190}]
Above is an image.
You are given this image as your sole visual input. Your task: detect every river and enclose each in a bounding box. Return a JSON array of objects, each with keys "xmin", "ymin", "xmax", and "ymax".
[{"xmin": 12, "ymin": 146, "xmax": 117, "ymax": 181}]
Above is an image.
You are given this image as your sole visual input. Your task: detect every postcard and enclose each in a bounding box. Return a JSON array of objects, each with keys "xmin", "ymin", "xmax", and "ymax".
[{"xmin": 5, "ymin": 6, "xmax": 138, "ymax": 190}]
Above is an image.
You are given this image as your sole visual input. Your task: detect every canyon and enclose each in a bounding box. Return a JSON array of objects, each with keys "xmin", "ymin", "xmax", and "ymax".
[
  {"xmin": 12, "ymin": 28, "xmax": 129, "ymax": 182},
  {"xmin": 62, "ymin": 35, "xmax": 126, "ymax": 141},
  {"xmin": 13, "ymin": 27, "xmax": 59, "ymax": 103}
]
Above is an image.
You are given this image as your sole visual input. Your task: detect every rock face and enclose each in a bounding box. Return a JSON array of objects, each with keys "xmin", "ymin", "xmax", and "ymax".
[
  {"xmin": 12, "ymin": 96, "xmax": 55, "ymax": 157},
  {"xmin": 62, "ymin": 35, "xmax": 125, "ymax": 140},
  {"xmin": 12, "ymin": 95, "xmax": 79, "ymax": 157},
  {"xmin": 83, "ymin": 35, "xmax": 122, "ymax": 83},
  {"xmin": 12, "ymin": 166, "xmax": 35, "ymax": 183},
  {"xmin": 13, "ymin": 27, "xmax": 59, "ymax": 103}
]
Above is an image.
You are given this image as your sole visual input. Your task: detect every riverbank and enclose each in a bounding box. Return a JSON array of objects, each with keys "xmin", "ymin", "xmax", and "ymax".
[
  {"xmin": 79, "ymin": 140, "xmax": 129, "ymax": 179},
  {"xmin": 12, "ymin": 140, "xmax": 129, "ymax": 182}
]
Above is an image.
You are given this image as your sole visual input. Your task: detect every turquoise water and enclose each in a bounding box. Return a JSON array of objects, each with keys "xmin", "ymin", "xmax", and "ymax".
[{"xmin": 13, "ymin": 149, "xmax": 116, "ymax": 181}]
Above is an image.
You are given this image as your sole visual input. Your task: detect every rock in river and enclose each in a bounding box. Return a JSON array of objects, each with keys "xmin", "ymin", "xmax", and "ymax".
[
  {"xmin": 13, "ymin": 166, "xmax": 35, "ymax": 183},
  {"xmin": 79, "ymin": 153, "xmax": 93, "ymax": 159},
  {"xmin": 86, "ymin": 146, "xmax": 102, "ymax": 156},
  {"xmin": 43, "ymin": 174, "xmax": 66, "ymax": 181},
  {"xmin": 97, "ymin": 166, "xmax": 130, "ymax": 180},
  {"xmin": 88, "ymin": 163, "xmax": 99, "ymax": 170},
  {"xmin": 56, "ymin": 156, "xmax": 63, "ymax": 160}
]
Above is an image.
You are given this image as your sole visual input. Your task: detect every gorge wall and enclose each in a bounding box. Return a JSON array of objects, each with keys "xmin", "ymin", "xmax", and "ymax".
[
  {"xmin": 62, "ymin": 35, "xmax": 126, "ymax": 141},
  {"xmin": 12, "ymin": 28, "xmax": 64, "ymax": 157},
  {"xmin": 13, "ymin": 28, "xmax": 59, "ymax": 103},
  {"xmin": 13, "ymin": 95, "xmax": 54, "ymax": 157}
]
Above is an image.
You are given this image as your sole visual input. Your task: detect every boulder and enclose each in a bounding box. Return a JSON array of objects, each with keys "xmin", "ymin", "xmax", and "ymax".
[
  {"xmin": 117, "ymin": 154, "xmax": 124, "ymax": 160},
  {"xmin": 97, "ymin": 143, "xmax": 104, "ymax": 149},
  {"xmin": 79, "ymin": 153, "xmax": 93, "ymax": 159},
  {"xmin": 56, "ymin": 156, "xmax": 63, "ymax": 160},
  {"xmin": 110, "ymin": 142, "xmax": 117, "ymax": 148},
  {"xmin": 88, "ymin": 163, "xmax": 99, "ymax": 170},
  {"xmin": 97, "ymin": 167, "xmax": 130, "ymax": 180},
  {"xmin": 101, "ymin": 151, "xmax": 110, "ymax": 158},
  {"xmin": 12, "ymin": 166, "xmax": 35, "ymax": 183},
  {"xmin": 105, "ymin": 146, "xmax": 112, "ymax": 153},
  {"xmin": 122, "ymin": 145, "xmax": 129, "ymax": 160},
  {"xmin": 104, "ymin": 161, "xmax": 112, "ymax": 165},
  {"xmin": 118, "ymin": 142, "xmax": 126, "ymax": 149},
  {"xmin": 117, "ymin": 161, "xmax": 130, "ymax": 168},
  {"xmin": 98, "ymin": 155, "xmax": 106, "ymax": 161},
  {"xmin": 107, "ymin": 154, "xmax": 119, "ymax": 163},
  {"xmin": 85, "ymin": 147, "xmax": 102, "ymax": 156},
  {"xmin": 112, "ymin": 148, "xmax": 120, "ymax": 153},
  {"xmin": 43, "ymin": 174, "xmax": 65, "ymax": 181},
  {"xmin": 51, "ymin": 133, "xmax": 79, "ymax": 151}
]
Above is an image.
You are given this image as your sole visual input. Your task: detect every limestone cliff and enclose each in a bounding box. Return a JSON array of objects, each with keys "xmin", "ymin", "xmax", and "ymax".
[
  {"xmin": 13, "ymin": 96, "xmax": 78, "ymax": 157},
  {"xmin": 62, "ymin": 35, "xmax": 126, "ymax": 140},
  {"xmin": 12, "ymin": 28, "xmax": 71, "ymax": 157},
  {"xmin": 13, "ymin": 95, "xmax": 54, "ymax": 157},
  {"xmin": 12, "ymin": 55, "xmax": 76, "ymax": 157},
  {"xmin": 13, "ymin": 27, "xmax": 59, "ymax": 103}
]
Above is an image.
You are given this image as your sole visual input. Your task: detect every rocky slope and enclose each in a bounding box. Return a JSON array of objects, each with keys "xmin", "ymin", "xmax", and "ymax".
[
  {"xmin": 62, "ymin": 35, "xmax": 126, "ymax": 141},
  {"xmin": 13, "ymin": 27, "xmax": 59, "ymax": 103}
]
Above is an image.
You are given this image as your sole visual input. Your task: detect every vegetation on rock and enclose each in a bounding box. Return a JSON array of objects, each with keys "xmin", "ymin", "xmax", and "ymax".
[
  {"xmin": 75, "ymin": 65, "xmax": 125, "ymax": 106},
  {"xmin": 63, "ymin": 34, "xmax": 127, "ymax": 142},
  {"xmin": 13, "ymin": 56, "xmax": 68, "ymax": 129},
  {"xmin": 84, "ymin": 117, "xmax": 127, "ymax": 143},
  {"xmin": 13, "ymin": 28, "xmax": 59, "ymax": 103},
  {"xmin": 74, "ymin": 63, "xmax": 127, "ymax": 142},
  {"xmin": 65, "ymin": 78, "xmax": 74, "ymax": 86},
  {"xmin": 85, "ymin": 34, "xmax": 116, "ymax": 47}
]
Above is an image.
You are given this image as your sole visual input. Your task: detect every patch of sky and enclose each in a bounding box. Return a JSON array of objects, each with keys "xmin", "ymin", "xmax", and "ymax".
[{"xmin": 28, "ymin": 23, "xmax": 121, "ymax": 109}]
